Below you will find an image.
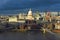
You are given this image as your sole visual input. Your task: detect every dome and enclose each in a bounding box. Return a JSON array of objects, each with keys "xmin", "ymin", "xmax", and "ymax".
[
  {"xmin": 26, "ymin": 9, "xmax": 34, "ymax": 20},
  {"xmin": 28, "ymin": 9, "xmax": 32, "ymax": 16}
]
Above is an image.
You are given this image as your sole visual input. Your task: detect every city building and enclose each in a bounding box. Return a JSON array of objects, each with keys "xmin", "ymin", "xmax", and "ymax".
[
  {"xmin": 17, "ymin": 13, "xmax": 25, "ymax": 23},
  {"xmin": 55, "ymin": 16, "xmax": 60, "ymax": 20},
  {"xmin": 26, "ymin": 9, "xmax": 34, "ymax": 20},
  {"xmin": 42, "ymin": 12, "xmax": 46, "ymax": 21},
  {"xmin": 0, "ymin": 16, "xmax": 9, "ymax": 22},
  {"xmin": 18, "ymin": 13, "xmax": 25, "ymax": 19},
  {"xmin": 8, "ymin": 16, "xmax": 17, "ymax": 22},
  {"xmin": 46, "ymin": 12, "xmax": 52, "ymax": 22},
  {"xmin": 42, "ymin": 12, "xmax": 52, "ymax": 22},
  {"xmin": 55, "ymin": 21, "xmax": 60, "ymax": 29},
  {"xmin": 34, "ymin": 11, "xmax": 41, "ymax": 20},
  {"xmin": 50, "ymin": 12, "xmax": 58, "ymax": 16}
]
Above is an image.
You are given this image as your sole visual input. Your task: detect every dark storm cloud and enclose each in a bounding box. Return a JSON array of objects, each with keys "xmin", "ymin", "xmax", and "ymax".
[{"xmin": 0, "ymin": 0, "xmax": 60, "ymax": 11}]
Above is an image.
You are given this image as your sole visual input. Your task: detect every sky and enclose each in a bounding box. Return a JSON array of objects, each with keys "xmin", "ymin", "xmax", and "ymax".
[{"xmin": 0, "ymin": 0, "xmax": 60, "ymax": 14}]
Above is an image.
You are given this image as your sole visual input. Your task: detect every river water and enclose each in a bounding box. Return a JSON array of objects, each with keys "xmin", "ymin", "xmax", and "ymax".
[{"xmin": 0, "ymin": 31, "xmax": 60, "ymax": 40}]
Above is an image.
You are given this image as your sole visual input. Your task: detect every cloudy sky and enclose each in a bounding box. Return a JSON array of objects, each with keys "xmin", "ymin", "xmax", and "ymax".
[{"xmin": 0, "ymin": 0, "xmax": 60, "ymax": 13}]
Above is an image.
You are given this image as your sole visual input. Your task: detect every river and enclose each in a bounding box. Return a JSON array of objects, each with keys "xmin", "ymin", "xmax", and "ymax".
[{"xmin": 0, "ymin": 31, "xmax": 60, "ymax": 40}]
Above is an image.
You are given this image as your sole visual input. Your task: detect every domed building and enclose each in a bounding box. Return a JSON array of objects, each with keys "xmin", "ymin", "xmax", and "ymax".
[
  {"xmin": 26, "ymin": 9, "xmax": 34, "ymax": 20},
  {"xmin": 25, "ymin": 9, "xmax": 38, "ymax": 30},
  {"xmin": 25, "ymin": 9, "xmax": 36, "ymax": 24}
]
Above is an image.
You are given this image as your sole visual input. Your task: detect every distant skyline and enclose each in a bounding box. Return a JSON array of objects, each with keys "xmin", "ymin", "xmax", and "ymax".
[{"xmin": 0, "ymin": 0, "xmax": 60, "ymax": 14}]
